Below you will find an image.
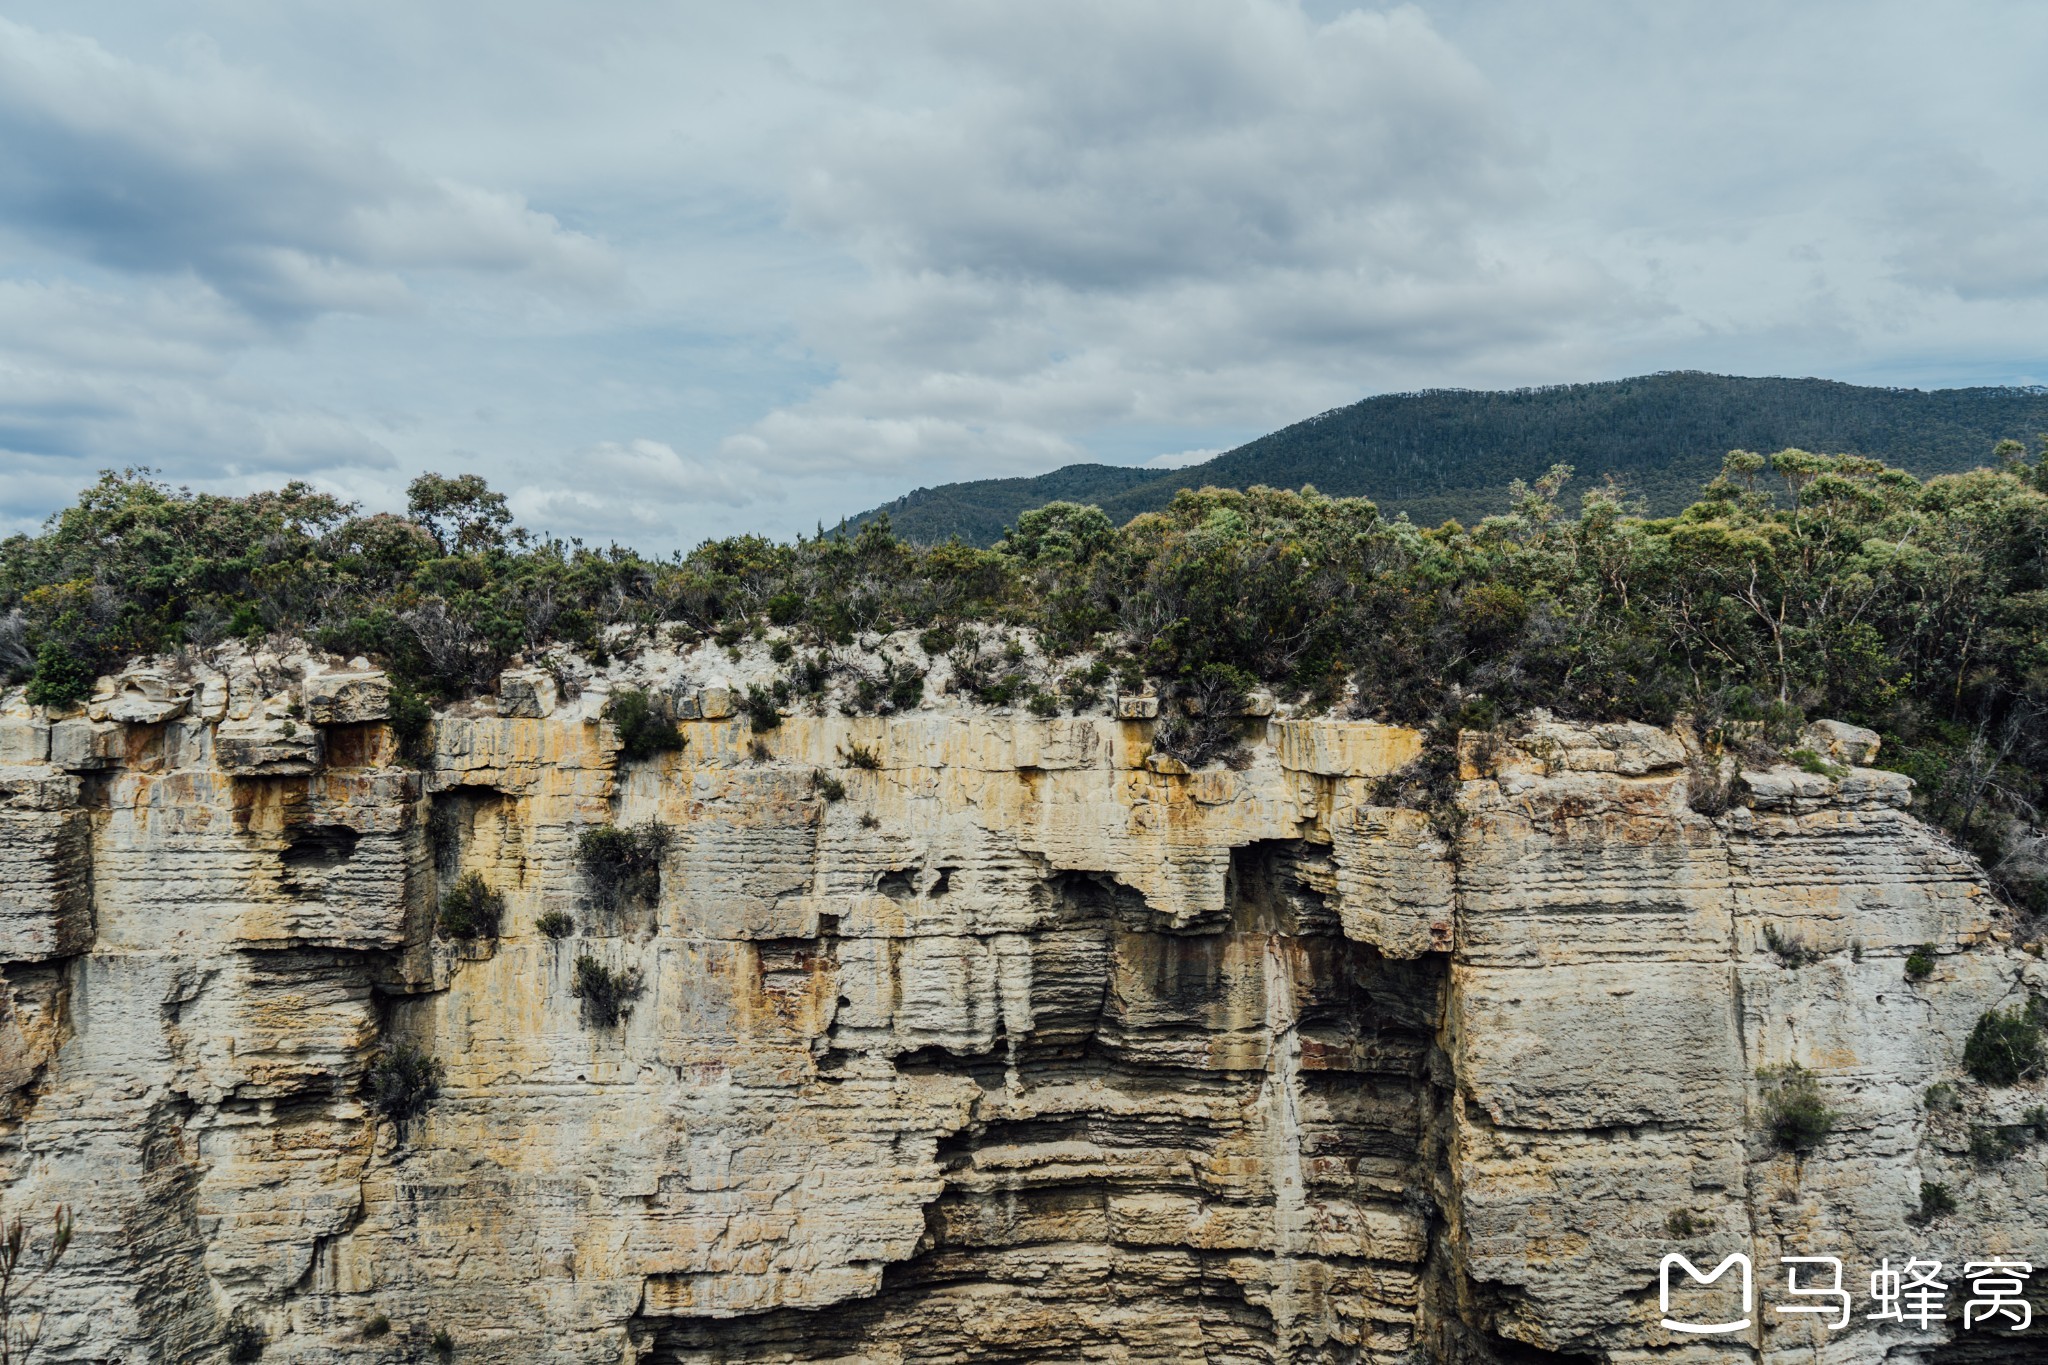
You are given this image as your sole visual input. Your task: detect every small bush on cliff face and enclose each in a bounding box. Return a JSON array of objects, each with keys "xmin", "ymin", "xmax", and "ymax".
[
  {"xmin": 535, "ymin": 910, "xmax": 574, "ymax": 939},
  {"xmin": 1759, "ymin": 1063, "xmax": 1837, "ymax": 1153},
  {"xmin": 436, "ymin": 873, "xmax": 503, "ymax": 939},
  {"xmin": 1905, "ymin": 945, "xmax": 1936, "ymax": 981},
  {"xmin": 366, "ymin": 1043, "xmax": 442, "ymax": 1124},
  {"xmin": 1762, "ymin": 923, "xmax": 1823, "ymax": 968},
  {"xmin": 571, "ymin": 955, "xmax": 643, "ymax": 1028},
  {"xmin": 1911, "ymin": 1181, "xmax": 1957, "ymax": 1224},
  {"xmin": 608, "ymin": 688, "xmax": 684, "ymax": 762},
  {"xmin": 1963, "ymin": 1004, "xmax": 2045, "ymax": 1086},
  {"xmin": 742, "ymin": 685, "xmax": 781, "ymax": 731},
  {"xmin": 576, "ymin": 823, "xmax": 667, "ymax": 914}
]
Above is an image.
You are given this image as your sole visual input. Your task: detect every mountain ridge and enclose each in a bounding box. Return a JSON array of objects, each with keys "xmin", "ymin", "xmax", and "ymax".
[{"xmin": 854, "ymin": 371, "xmax": 2048, "ymax": 543}]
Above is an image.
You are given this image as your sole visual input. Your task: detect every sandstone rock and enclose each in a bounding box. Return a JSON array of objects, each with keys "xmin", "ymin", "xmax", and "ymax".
[
  {"xmin": 497, "ymin": 666, "xmax": 559, "ymax": 718},
  {"xmin": 302, "ymin": 667, "xmax": 391, "ymax": 724},
  {"xmin": 1801, "ymin": 716, "xmax": 1882, "ymax": 765},
  {"xmin": 0, "ymin": 715, "xmax": 48, "ymax": 764},
  {"xmin": 0, "ymin": 678, "xmax": 2039, "ymax": 1365},
  {"xmin": 48, "ymin": 717, "xmax": 118, "ymax": 771},
  {"xmin": 214, "ymin": 715, "xmax": 324, "ymax": 774},
  {"xmin": 85, "ymin": 668, "xmax": 190, "ymax": 724}
]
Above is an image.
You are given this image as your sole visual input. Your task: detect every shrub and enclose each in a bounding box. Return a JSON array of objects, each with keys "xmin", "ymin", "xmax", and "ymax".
[
  {"xmin": 743, "ymin": 685, "xmax": 781, "ymax": 730},
  {"xmin": 436, "ymin": 873, "xmax": 503, "ymax": 939},
  {"xmin": 1962, "ymin": 1004, "xmax": 2045, "ymax": 1086},
  {"xmin": 576, "ymin": 823, "xmax": 668, "ymax": 914},
  {"xmin": 1787, "ymin": 747, "xmax": 1848, "ymax": 779},
  {"xmin": 770, "ymin": 638, "xmax": 795, "ymax": 663},
  {"xmin": 1762, "ymin": 923, "xmax": 1822, "ymax": 969},
  {"xmin": 1685, "ymin": 756, "xmax": 1733, "ymax": 816},
  {"xmin": 815, "ymin": 771, "xmax": 847, "ymax": 802},
  {"xmin": 571, "ymin": 955, "xmax": 643, "ymax": 1027},
  {"xmin": 918, "ymin": 624, "xmax": 957, "ymax": 656},
  {"xmin": 432, "ymin": 1327, "xmax": 454, "ymax": 1359},
  {"xmin": 387, "ymin": 683, "xmax": 435, "ymax": 764},
  {"xmin": 608, "ymin": 688, "xmax": 684, "ymax": 762},
  {"xmin": 858, "ymin": 812, "xmax": 880, "ymax": 830},
  {"xmin": 1759, "ymin": 1063, "xmax": 1837, "ymax": 1153},
  {"xmin": 2027, "ymin": 1104, "xmax": 2048, "ymax": 1140},
  {"xmin": 841, "ymin": 742, "xmax": 881, "ymax": 770},
  {"xmin": 1924, "ymin": 1081, "xmax": 1958, "ymax": 1112},
  {"xmin": 1904, "ymin": 945, "xmax": 1936, "ymax": 981},
  {"xmin": 364, "ymin": 1314, "xmax": 390, "ymax": 1338},
  {"xmin": 535, "ymin": 910, "xmax": 574, "ymax": 939},
  {"xmin": 1664, "ymin": 1210, "xmax": 1713, "ymax": 1237},
  {"xmin": 1969, "ymin": 1124, "xmax": 2017, "ymax": 1163},
  {"xmin": 1911, "ymin": 1182, "xmax": 1957, "ymax": 1224},
  {"xmin": 366, "ymin": 1042, "xmax": 443, "ymax": 1124},
  {"xmin": 1027, "ymin": 689, "xmax": 1061, "ymax": 718}
]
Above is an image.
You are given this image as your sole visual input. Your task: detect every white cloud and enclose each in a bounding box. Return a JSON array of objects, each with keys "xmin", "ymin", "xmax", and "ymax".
[{"xmin": 1146, "ymin": 447, "xmax": 1222, "ymax": 470}]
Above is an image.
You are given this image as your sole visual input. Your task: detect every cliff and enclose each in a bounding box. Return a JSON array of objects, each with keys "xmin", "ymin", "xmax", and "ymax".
[{"xmin": 1, "ymin": 641, "xmax": 2043, "ymax": 1363}]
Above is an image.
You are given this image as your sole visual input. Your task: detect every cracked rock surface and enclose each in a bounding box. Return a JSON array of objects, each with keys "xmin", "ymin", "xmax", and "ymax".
[{"xmin": 1, "ymin": 643, "xmax": 2042, "ymax": 1363}]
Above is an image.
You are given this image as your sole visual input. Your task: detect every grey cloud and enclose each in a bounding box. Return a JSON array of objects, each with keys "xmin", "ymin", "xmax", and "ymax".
[
  {"xmin": 0, "ymin": 19, "xmax": 611, "ymax": 325},
  {"xmin": 1886, "ymin": 157, "xmax": 2048, "ymax": 301},
  {"xmin": 800, "ymin": 1, "xmax": 1528, "ymax": 290}
]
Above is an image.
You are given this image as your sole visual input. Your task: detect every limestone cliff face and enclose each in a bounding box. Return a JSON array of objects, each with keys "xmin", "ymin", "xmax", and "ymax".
[{"xmin": 1, "ymin": 644, "xmax": 2043, "ymax": 1364}]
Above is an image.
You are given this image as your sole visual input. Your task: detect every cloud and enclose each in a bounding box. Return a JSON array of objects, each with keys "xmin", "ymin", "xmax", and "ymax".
[
  {"xmin": 1146, "ymin": 447, "xmax": 1222, "ymax": 469},
  {"xmin": 507, "ymin": 439, "xmax": 783, "ymax": 544},
  {"xmin": 1885, "ymin": 156, "xmax": 2048, "ymax": 301},
  {"xmin": 730, "ymin": 1, "xmax": 1638, "ymax": 489},
  {"xmin": 0, "ymin": 18, "xmax": 612, "ymax": 324}
]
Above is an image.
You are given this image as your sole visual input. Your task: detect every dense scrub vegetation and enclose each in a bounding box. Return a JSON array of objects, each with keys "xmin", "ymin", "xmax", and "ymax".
[
  {"xmin": 860, "ymin": 372, "xmax": 2048, "ymax": 542},
  {"xmin": 8, "ymin": 440, "xmax": 2048, "ymax": 913}
]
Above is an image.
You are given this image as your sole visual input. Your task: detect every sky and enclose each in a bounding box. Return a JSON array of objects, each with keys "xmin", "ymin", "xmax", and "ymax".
[{"xmin": 3, "ymin": 1, "xmax": 2047, "ymax": 550}]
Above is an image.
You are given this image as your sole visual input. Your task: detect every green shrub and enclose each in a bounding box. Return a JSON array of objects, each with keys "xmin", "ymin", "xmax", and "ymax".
[
  {"xmin": 576, "ymin": 823, "xmax": 667, "ymax": 914},
  {"xmin": 436, "ymin": 872, "xmax": 503, "ymax": 939},
  {"xmin": 1924, "ymin": 1081, "xmax": 1958, "ymax": 1112},
  {"xmin": 1904, "ymin": 945, "xmax": 1936, "ymax": 981},
  {"xmin": 366, "ymin": 1042, "xmax": 443, "ymax": 1124},
  {"xmin": 364, "ymin": 1314, "xmax": 390, "ymax": 1338},
  {"xmin": 769, "ymin": 638, "xmax": 795, "ymax": 663},
  {"xmin": 1664, "ymin": 1210, "xmax": 1713, "ymax": 1237},
  {"xmin": 432, "ymin": 1327, "xmax": 454, "ymax": 1359},
  {"xmin": 743, "ymin": 685, "xmax": 781, "ymax": 731},
  {"xmin": 815, "ymin": 771, "xmax": 846, "ymax": 802},
  {"xmin": 1969, "ymin": 1124, "xmax": 2018, "ymax": 1162},
  {"xmin": 571, "ymin": 955, "xmax": 643, "ymax": 1027},
  {"xmin": 388, "ymin": 683, "xmax": 435, "ymax": 763},
  {"xmin": 1787, "ymin": 747, "xmax": 1848, "ymax": 779},
  {"xmin": 1027, "ymin": 689, "xmax": 1061, "ymax": 718},
  {"xmin": 1911, "ymin": 1181, "xmax": 1957, "ymax": 1223},
  {"xmin": 918, "ymin": 624, "xmax": 957, "ymax": 656},
  {"xmin": 608, "ymin": 688, "xmax": 684, "ymax": 761},
  {"xmin": 1759, "ymin": 1063, "xmax": 1837, "ymax": 1153},
  {"xmin": 535, "ymin": 910, "xmax": 574, "ymax": 939},
  {"xmin": 1963, "ymin": 1004, "xmax": 2045, "ymax": 1086},
  {"xmin": 841, "ymin": 742, "xmax": 881, "ymax": 770}
]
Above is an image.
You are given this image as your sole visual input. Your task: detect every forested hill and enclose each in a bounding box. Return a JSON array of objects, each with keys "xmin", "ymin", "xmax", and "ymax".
[{"xmin": 855, "ymin": 372, "xmax": 2048, "ymax": 543}]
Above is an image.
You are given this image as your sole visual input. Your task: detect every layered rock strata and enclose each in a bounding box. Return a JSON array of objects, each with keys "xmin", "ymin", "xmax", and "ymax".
[{"xmin": 0, "ymin": 646, "xmax": 2042, "ymax": 1363}]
